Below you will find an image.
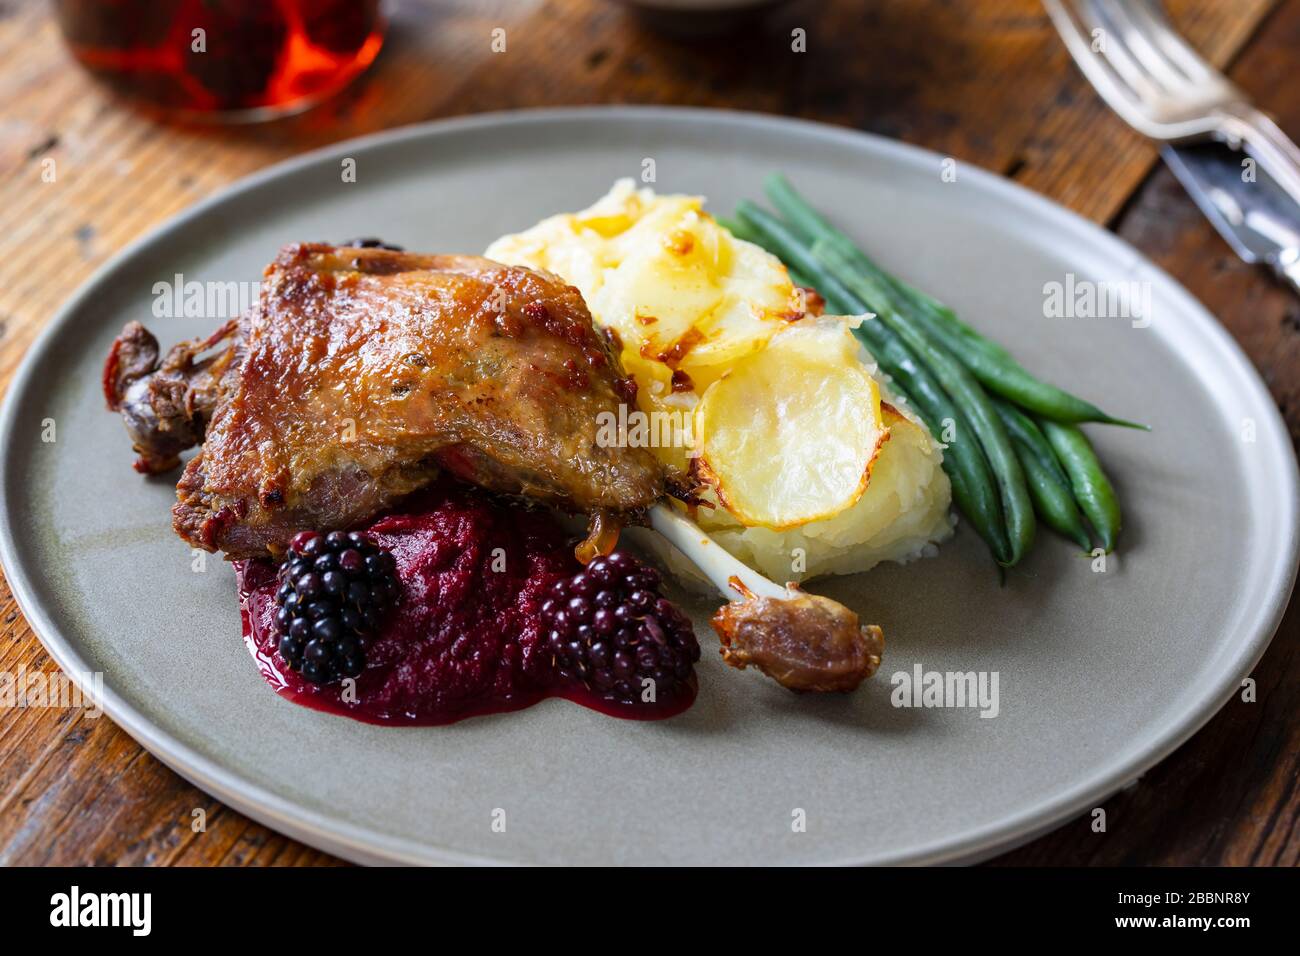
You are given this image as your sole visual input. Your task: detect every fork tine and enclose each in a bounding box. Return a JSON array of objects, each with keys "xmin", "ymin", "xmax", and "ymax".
[
  {"xmin": 1127, "ymin": 0, "xmax": 1218, "ymax": 83},
  {"xmin": 1078, "ymin": 0, "xmax": 1167, "ymax": 105},
  {"xmin": 1043, "ymin": 0, "xmax": 1147, "ymax": 118},
  {"xmin": 1096, "ymin": 0, "xmax": 1189, "ymax": 91}
]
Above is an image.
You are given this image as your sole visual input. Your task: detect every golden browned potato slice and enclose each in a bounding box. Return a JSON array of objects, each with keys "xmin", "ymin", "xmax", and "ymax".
[{"xmin": 693, "ymin": 319, "xmax": 889, "ymax": 530}]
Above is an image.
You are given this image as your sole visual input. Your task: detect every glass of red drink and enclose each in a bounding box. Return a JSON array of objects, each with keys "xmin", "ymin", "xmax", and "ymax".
[{"xmin": 54, "ymin": 0, "xmax": 385, "ymax": 121}]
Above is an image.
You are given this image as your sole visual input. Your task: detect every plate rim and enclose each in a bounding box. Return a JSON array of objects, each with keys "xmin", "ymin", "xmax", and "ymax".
[{"xmin": 1, "ymin": 105, "xmax": 1296, "ymax": 866}]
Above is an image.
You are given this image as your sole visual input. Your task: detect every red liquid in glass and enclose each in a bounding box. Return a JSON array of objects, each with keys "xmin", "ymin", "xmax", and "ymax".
[{"xmin": 54, "ymin": 0, "xmax": 384, "ymax": 118}]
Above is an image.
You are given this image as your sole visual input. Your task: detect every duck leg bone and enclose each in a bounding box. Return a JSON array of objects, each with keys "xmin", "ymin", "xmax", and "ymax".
[{"xmin": 648, "ymin": 504, "xmax": 883, "ymax": 693}]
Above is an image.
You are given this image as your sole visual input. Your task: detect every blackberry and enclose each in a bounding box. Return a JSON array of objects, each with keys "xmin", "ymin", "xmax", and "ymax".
[
  {"xmin": 541, "ymin": 551, "xmax": 700, "ymax": 705},
  {"xmin": 274, "ymin": 530, "xmax": 400, "ymax": 685}
]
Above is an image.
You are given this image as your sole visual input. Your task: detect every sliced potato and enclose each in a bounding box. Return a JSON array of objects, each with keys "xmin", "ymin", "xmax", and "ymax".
[
  {"xmin": 487, "ymin": 180, "xmax": 805, "ymax": 404},
  {"xmin": 693, "ymin": 321, "xmax": 889, "ymax": 530},
  {"xmin": 590, "ymin": 203, "xmax": 795, "ymax": 376}
]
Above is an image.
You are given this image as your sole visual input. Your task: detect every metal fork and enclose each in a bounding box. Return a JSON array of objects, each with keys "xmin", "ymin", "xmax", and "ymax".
[{"xmin": 1044, "ymin": 0, "xmax": 1300, "ymax": 206}]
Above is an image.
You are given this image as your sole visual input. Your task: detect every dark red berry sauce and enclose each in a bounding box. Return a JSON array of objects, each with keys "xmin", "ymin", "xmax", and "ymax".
[{"xmin": 237, "ymin": 481, "xmax": 697, "ymax": 725}]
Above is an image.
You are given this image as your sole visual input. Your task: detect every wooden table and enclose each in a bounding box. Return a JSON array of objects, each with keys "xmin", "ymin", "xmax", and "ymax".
[{"xmin": 1, "ymin": 0, "xmax": 1296, "ymax": 866}]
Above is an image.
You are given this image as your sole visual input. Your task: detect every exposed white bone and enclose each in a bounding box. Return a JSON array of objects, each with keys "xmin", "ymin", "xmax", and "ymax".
[{"xmin": 648, "ymin": 503, "xmax": 793, "ymax": 603}]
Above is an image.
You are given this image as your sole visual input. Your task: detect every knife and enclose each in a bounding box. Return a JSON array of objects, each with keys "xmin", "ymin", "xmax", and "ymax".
[{"xmin": 1161, "ymin": 143, "xmax": 1300, "ymax": 296}]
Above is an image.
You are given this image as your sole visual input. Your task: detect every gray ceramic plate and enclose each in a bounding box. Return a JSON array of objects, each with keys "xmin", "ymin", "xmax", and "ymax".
[{"xmin": 2, "ymin": 108, "xmax": 1297, "ymax": 866}]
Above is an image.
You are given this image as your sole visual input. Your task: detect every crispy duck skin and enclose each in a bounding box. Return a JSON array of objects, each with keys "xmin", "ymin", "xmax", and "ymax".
[{"xmin": 105, "ymin": 244, "xmax": 664, "ymax": 559}]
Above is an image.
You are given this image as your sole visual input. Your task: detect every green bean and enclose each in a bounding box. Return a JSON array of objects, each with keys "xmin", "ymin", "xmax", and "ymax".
[
  {"xmin": 1039, "ymin": 420, "xmax": 1122, "ymax": 552},
  {"xmin": 763, "ymin": 172, "xmax": 837, "ymax": 245},
  {"xmin": 1016, "ymin": 448, "xmax": 1093, "ymax": 552},
  {"xmin": 813, "ymin": 238, "xmax": 1036, "ymax": 566},
  {"xmin": 992, "ymin": 398, "xmax": 1071, "ymax": 488},
  {"xmin": 762, "ymin": 173, "xmax": 1145, "ymax": 429},
  {"xmin": 734, "ymin": 201, "xmax": 1011, "ymax": 564},
  {"xmin": 993, "ymin": 400, "xmax": 1091, "ymax": 550}
]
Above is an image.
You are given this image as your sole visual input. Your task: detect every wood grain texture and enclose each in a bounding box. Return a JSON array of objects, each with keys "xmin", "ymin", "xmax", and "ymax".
[{"xmin": 0, "ymin": 0, "xmax": 1294, "ymax": 866}]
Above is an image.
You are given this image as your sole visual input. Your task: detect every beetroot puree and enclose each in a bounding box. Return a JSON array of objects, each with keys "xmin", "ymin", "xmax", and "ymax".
[{"xmin": 237, "ymin": 484, "xmax": 697, "ymax": 724}]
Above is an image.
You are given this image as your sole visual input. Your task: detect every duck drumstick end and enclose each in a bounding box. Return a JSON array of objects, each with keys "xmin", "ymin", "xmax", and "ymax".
[{"xmin": 712, "ymin": 594, "xmax": 884, "ymax": 693}]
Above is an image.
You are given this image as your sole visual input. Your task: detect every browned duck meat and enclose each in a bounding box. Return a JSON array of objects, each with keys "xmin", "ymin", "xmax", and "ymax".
[
  {"xmin": 105, "ymin": 242, "xmax": 885, "ymax": 696},
  {"xmin": 711, "ymin": 592, "xmax": 884, "ymax": 693},
  {"xmin": 102, "ymin": 319, "xmax": 241, "ymax": 475},
  {"xmin": 103, "ymin": 243, "xmax": 664, "ymax": 559}
]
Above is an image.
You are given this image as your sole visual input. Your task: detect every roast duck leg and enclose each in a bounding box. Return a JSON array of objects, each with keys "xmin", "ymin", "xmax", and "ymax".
[{"xmin": 103, "ymin": 243, "xmax": 882, "ymax": 692}]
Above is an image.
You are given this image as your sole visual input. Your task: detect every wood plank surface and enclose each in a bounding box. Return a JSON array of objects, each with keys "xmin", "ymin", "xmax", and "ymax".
[{"xmin": 0, "ymin": 0, "xmax": 1295, "ymax": 865}]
